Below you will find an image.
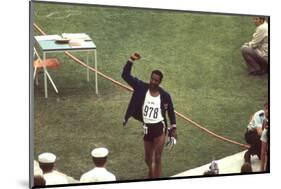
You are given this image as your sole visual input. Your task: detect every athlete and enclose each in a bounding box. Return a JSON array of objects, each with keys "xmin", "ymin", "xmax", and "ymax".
[{"xmin": 122, "ymin": 52, "xmax": 177, "ymax": 178}]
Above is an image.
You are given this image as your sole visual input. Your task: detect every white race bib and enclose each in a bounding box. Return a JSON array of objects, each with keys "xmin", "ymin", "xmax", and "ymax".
[{"xmin": 142, "ymin": 90, "xmax": 164, "ymax": 124}]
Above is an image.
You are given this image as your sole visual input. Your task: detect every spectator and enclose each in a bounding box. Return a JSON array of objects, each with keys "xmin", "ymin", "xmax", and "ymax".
[
  {"xmin": 38, "ymin": 152, "xmax": 68, "ymax": 185},
  {"xmin": 33, "ymin": 161, "xmax": 46, "ymax": 187},
  {"xmin": 203, "ymin": 170, "xmax": 217, "ymax": 176},
  {"xmin": 260, "ymin": 117, "xmax": 269, "ymax": 171},
  {"xmin": 241, "ymin": 162, "xmax": 253, "ymax": 173},
  {"xmin": 80, "ymin": 147, "xmax": 116, "ymax": 182},
  {"xmin": 244, "ymin": 102, "xmax": 268, "ymax": 163},
  {"xmin": 241, "ymin": 16, "xmax": 268, "ymax": 76},
  {"xmin": 203, "ymin": 160, "xmax": 219, "ymax": 176}
]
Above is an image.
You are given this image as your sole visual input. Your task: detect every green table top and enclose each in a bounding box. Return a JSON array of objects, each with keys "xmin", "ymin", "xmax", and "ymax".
[{"xmin": 34, "ymin": 34, "xmax": 96, "ymax": 52}]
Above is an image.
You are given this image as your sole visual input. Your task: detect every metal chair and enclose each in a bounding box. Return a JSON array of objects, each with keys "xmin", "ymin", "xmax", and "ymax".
[{"xmin": 33, "ymin": 48, "xmax": 60, "ymax": 94}]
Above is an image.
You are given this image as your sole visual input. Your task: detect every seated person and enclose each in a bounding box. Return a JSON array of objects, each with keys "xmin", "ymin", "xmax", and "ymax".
[{"xmin": 241, "ymin": 17, "xmax": 268, "ymax": 75}]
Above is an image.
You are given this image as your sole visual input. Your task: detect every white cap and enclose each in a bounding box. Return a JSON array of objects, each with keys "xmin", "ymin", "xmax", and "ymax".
[
  {"xmin": 91, "ymin": 147, "xmax": 109, "ymax": 158},
  {"xmin": 38, "ymin": 152, "xmax": 56, "ymax": 163}
]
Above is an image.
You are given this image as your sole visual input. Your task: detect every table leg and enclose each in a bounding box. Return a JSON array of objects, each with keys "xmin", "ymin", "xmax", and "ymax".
[
  {"xmin": 94, "ymin": 50, "xmax": 98, "ymax": 94},
  {"xmin": 45, "ymin": 70, "xmax": 59, "ymax": 94},
  {"xmin": 33, "ymin": 66, "xmax": 39, "ymax": 86},
  {"xmin": 87, "ymin": 51, "xmax": 90, "ymax": 82},
  {"xmin": 43, "ymin": 52, "xmax": 48, "ymax": 98}
]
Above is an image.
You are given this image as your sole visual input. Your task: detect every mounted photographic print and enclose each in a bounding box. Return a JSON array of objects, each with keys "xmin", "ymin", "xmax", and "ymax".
[{"xmin": 30, "ymin": 0, "xmax": 269, "ymax": 188}]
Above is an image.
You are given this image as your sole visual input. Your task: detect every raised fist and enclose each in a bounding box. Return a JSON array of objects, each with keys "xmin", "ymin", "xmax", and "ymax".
[{"xmin": 130, "ymin": 52, "xmax": 141, "ymax": 61}]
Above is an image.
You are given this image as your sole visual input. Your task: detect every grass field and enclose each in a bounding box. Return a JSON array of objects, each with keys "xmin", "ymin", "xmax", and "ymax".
[{"xmin": 32, "ymin": 2, "xmax": 268, "ymax": 181}]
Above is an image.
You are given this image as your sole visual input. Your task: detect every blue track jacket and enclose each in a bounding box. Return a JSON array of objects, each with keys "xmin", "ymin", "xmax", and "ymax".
[{"xmin": 122, "ymin": 60, "xmax": 176, "ymax": 128}]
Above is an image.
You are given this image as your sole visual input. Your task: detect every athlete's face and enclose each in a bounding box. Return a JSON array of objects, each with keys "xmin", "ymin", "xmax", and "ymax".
[{"xmin": 149, "ymin": 73, "xmax": 161, "ymax": 90}]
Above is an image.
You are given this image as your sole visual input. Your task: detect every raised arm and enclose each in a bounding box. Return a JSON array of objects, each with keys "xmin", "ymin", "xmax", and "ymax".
[{"xmin": 121, "ymin": 52, "xmax": 143, "ymax": 89}]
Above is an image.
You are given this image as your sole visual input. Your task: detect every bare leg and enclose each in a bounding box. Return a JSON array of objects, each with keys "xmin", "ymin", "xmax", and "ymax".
[
  {"xmin": 260, "ymin": 141, "xmax": 268, "ymax": 171},
  {"xmin": 144, "ymin": 140, "xmax": 154, "ymax": 178},
  {"xmin": 153, "ymin": 133, "xmax": 165, "ymax": 178}
]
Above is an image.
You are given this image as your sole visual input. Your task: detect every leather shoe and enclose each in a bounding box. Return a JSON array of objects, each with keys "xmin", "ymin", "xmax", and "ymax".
[{"xmin": 248, "ymin": 70, "xmax": 266, "ymax": 76}]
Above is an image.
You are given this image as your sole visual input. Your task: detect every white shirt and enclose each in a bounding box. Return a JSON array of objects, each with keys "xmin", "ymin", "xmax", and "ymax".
[
  {"xmin": 43, "ymin": 170, "xmax": 69, "ymax": 185},
  {"xmin": 142, "ymin": 90, "xmax": 164, "ymax": 124},
  {"xmin": 80, "ymin": 167, "xmax": 116, "ymax": 183},
  {"xmin": 247, "ymin": 110, "xmax": 265, "ymax": 131},
  {"xmin": 248, "ymin": 21, "xmax": 268, "ymax": 58}
]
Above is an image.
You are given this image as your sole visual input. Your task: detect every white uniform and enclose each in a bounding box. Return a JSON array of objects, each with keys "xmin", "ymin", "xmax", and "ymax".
[
  {"xmin": 43, "ymin": 170, "xmax": 69, "ymax": 185},
  {"xmin": 247, "ymin": 110, "xmax": 265, "ymax": 131},
  {"xmin": 80, "ymin": 167, "xmax": 116, "ymax": 182}
]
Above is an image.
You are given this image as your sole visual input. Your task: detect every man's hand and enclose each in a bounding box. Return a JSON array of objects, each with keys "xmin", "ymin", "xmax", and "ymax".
[
  {"xmin": 130, "ymin": 52, "xmax": 141, "ymax": 61},
  {"xmin": 168, "ymin": 127, "xmax": 177, "ymax": 139},
  {"xmin": 166, "ymin": 127, "xmax": 177, "ymax": 150},
  {"xmin": 122, "ymin": 119, "xmax": 127, "ymax": 128},
  {"xmin": 243, "ymin": 43, "xmax": 250, "ymax": 47},
  {"xmin": 166, "ymin": 137, "xmax": 176, "ymax": 150}
]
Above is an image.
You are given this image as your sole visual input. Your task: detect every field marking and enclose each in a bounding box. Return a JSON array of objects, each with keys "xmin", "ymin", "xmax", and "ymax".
[{"xmin": 34, "ymin": 10, "xmax": 81, "ymax": 19}]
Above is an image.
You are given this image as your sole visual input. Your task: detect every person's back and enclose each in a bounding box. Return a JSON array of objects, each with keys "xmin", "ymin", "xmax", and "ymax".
[
  {"xmin": 38, "ymin": 152, "xmax": 69, "ymax": 185},
  {"xmin": 80, "ymin": 147, "xmax": 116, "ymax": 183},
  {"xmin": 80, "ymin": 167, "xmax": 116, "ymax": 182},
  {"xmin": 43, "ymin": 170, "xmax": 68, "ymax": 185}
]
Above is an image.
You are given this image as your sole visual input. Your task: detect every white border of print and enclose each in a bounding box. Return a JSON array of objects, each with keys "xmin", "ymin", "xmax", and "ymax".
[{"xmin": 1, "ymin": 0, "xmax": 279, "ymax": 189}]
